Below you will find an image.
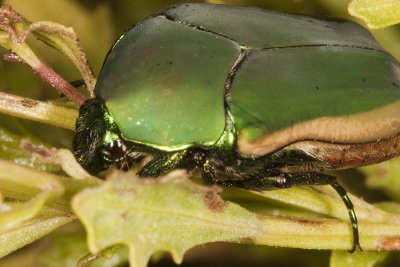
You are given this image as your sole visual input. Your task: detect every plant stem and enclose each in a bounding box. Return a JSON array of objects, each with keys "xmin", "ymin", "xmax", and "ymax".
[
  {"xmin": 32, "ymin": 61, "xmax": 87, "ymax": 106},
  {"xmin": 0, "ymin": 92, "xmax": 78, "ymax": 131}
]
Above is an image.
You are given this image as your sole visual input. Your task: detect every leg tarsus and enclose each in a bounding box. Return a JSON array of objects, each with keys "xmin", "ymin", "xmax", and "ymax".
[
  {"xmin": 285, "ymin": 173, "xmax": 361, "ymax": 252},
  {"xmin": 329, "ymin": 179, "xmax": 362, "ymax": 253}
]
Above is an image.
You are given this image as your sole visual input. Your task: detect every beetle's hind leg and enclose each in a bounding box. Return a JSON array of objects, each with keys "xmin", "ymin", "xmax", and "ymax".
[{"xmin": 222, "ymin": 173, "xmax": 361, "ymax": 253}]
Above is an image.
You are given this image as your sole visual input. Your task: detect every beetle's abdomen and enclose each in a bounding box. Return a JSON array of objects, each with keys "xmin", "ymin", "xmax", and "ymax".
[{"xmin": 95, "ymin": 17, "xmax": 241, "ymax": 150}]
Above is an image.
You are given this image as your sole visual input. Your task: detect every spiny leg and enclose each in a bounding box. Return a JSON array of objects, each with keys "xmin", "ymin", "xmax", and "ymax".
[
  {"xmin": 218, "ymin": 173, "xmax": 361, "ymax": 252},
  {"xmin": 138, "ymin": 150, "xmax": 187, "ymax": 177}
]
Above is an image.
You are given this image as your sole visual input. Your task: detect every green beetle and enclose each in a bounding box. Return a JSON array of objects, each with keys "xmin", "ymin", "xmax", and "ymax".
[{"xmin": 73, "ymin": 3, "xmax": 400, "ymax": 252}]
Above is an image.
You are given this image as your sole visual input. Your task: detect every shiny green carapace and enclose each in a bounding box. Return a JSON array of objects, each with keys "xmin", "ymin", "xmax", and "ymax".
[{"xmin": 73, "ymin": 3, "xmax": 400, "ymax": 252}]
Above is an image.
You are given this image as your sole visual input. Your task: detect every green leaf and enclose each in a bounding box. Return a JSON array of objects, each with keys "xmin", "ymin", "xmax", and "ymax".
[
  {"xmin": 0, "ymin": 159, "xmax": 99, "ymax": 257},
  {"xmin": 0, "ymin": 213, "xmax": 74, "ymax": 258},
  {"xmin": 76, "ymin": 245, "xmax": 129, "ymax": 267},
  {"xmin": 0, "ymin": 126, "xmax": 61, "ymax": 172},
  {"xmin": 0, "ymin": 192, "xmax": 55, "ymax": 233},
  {"xmin": 253, "ymin": 184, "xmax": 398, "ymax": 224},
  {"xmin": 348, "ymin": 0, "xmax": 400, "ymax": 28},
  {"xmin": 40, "ymin": 228, "xmax": 129, "ymax": 267},
  {"xmin": 72, "ymin": 170, "xmax": 265, "ymax": 267},
  {"xmin": 330, "ymin": 250, "xmax": 388, "ymax": 267},
  {"xmin": 73, "ymin": 170, "xmax": 400, "ymax": 267},
  {"xmin": 359, "ymin": 158, "xmax": 400, "ymax": 201}
]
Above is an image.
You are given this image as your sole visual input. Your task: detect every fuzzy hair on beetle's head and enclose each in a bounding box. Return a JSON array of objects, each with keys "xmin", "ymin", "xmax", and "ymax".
[{"xmin": 73, "ymin": 98, "xmax": 111, "ymax": 175}]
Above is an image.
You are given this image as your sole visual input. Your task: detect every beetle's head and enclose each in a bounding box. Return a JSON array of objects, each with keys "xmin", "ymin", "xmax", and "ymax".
[
  {"xmin": 73, "ymin": 99, "xmax": 111, "ymax": 174},
  {"xmin": 73, "ymin": 98, "xmax": 145, "ymax": 175}
]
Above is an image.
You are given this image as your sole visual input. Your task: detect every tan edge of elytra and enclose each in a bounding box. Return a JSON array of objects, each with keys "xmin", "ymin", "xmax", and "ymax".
[{"xmin": 238, "ymin": 100, "xmax": 400, "ymax": 157}]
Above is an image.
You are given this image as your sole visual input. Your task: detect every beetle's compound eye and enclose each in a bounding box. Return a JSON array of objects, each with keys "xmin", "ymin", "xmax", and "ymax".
[{"xmin": 102, "ymin": 141, "xmax": 128, "ymax": 162}]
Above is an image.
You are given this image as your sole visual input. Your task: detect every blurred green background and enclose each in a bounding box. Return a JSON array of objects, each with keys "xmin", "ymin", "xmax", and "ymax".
[{"xmin": 0, "ymin": 0, "xmax": 399, "ymax": 266}]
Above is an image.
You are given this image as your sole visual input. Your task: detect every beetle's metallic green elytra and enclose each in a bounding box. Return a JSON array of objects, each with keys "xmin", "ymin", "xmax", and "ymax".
[{"xmin": 73, "ymin": 3, "xmax": 400, "ymax": 252}]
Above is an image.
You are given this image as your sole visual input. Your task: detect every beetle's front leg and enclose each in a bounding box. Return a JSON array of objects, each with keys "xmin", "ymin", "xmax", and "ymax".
[
  {"xmin": 223, "ymin": 173, "xmax": 361, "ymax": 253},
  {"xmin": 138, "ymin": 150, "xmax": 187, "ymax": 177}
]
